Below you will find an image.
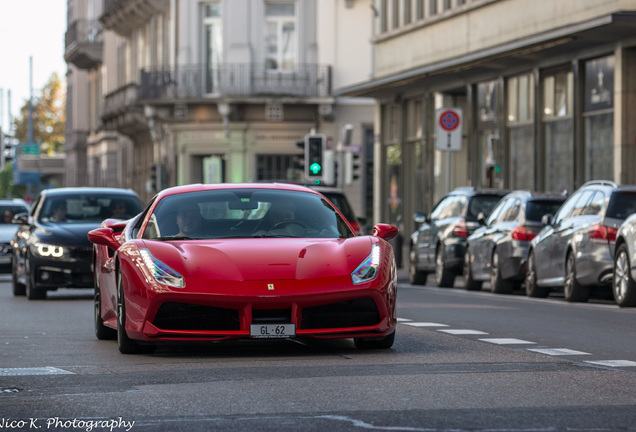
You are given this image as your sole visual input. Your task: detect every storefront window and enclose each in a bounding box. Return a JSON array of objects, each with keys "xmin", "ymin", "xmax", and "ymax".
[
  {"xmin": 542, "ymin": 69, "xmax": 573, "ymax": 193},
  {"xmin": 584, "ymin": 56, "xmax": 614, "ymax": 181},
  {"xmin": 507, "ymin": 73, "xmax": 535, "ymax": 189}
]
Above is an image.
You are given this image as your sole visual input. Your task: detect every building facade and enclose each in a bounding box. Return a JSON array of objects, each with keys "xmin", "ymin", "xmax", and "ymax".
[
  {"xmin": 65, "ymin": 0, "xmax": 376, "ymax": 217},
  {"xmin": 337, "ymin": 0, "xmax": 636, "ymax": 247}
]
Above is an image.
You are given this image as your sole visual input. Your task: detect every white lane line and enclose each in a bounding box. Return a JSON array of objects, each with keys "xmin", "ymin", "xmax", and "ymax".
[
  {"xmin": 402, "ymin": 322, "xmax": 449, "ymax": 327},
  {"xmin": 527, "ymin": 348, "xmax": 591, "ymax": 356},
  {"xmin": 0, "ymin": 367, "xmax": 74, "ymax": 376},
  {"xmin": 479, "ymin": 338, "xmax": 536, "ymax": 345},
  {"xmin": 438, "ymin": 329, "xmax": 489, "ymax": 335},
  {"xmin": 585, "ymin": 360, "xmax": 636, "ymax": 367},
  {"xmin": 397, "ymin": 317, "xmax": 412, "ymax": 322}
]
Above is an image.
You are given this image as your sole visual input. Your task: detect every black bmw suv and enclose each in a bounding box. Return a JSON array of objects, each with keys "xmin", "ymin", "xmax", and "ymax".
[{"xmin": 409, "ymin": 187, "xmax": 507, "ymax": 287}]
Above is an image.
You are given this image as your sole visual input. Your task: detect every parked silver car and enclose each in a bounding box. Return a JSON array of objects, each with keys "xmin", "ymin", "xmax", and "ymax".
[
  {"xmin": 525, "ymin": 180, "xmax": 636, "ymax": 302},
  {"xmin": 0, "ymin": 198, "xmax": 30, "ymax": 272},
  {"xmin": 464, "ymin": 190, "xmax": 565, "ymax": 293},
  {"xmin": 612, "ymin": 213, "xmax": 636, "ymax": 307}
]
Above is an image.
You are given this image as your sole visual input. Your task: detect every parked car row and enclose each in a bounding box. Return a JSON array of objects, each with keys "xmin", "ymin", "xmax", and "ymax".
[{"xmin": 410, "ymin": 181, "xmax": 636, "ymax": 307}]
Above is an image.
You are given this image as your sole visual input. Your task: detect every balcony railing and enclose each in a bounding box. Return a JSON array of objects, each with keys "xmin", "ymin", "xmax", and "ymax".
[
  {"xmin": 139, "ymin": 64, "xmax": 332, "ymax": 100},
  {"xmin": 65, "ymin": 19, "xmax": 103, "ymax": 69}
]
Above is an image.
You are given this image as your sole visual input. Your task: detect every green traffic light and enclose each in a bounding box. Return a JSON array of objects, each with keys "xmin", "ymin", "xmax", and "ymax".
[{"xmin": 309, "ymin": 162, "xmax": 322, "ymax": 175}]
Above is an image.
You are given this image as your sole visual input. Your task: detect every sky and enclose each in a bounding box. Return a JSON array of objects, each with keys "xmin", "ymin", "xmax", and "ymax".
[{"xmin": 0, "ymin": 0, "xmax": 67, "ymax": 132}]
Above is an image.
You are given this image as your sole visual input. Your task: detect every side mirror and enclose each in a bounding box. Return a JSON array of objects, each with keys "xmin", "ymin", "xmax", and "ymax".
[
  {"xmin": 88, "ymin": 227, "xmax": 121, "ymax": 251},
  {"xmin": 13, "ymin": 213, "xmax": 28, "ymax": 225},
  {"xmin": 541, "ymin": 214, "xmax": 553, "ymax": 226},
  {"xmin": 413, "ymin": 212, "xmax": 427, "ymax": 224},
  {"xmin": 373, "ymin": 223, "xmax": 399, "ymax": 241}
]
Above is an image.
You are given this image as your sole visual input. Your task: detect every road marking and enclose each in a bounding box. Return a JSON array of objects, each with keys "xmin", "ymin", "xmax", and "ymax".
[
  {"xmin": 527, "ymin": 348, "xmax": 591, "ymax": 356},
  {"xmin": 402, "ymin": 322, "xmax": 449, "ymax": 327},
  {"xmin": 438, "ymin": 329, "xmax": 488, "ymax": 335},
  {"xmin": 0, "ymin": 367, "xmax": 74, "ymax": 376},
  {"xmin": 397, "ymin": 317, "xmax": 412, "ymax": 322},
  {"xmin": 585, "ymin": 360, "xmax": 636, "ymax": 367},
  {"xmin": 479, "ymin": 338, "xmax": 536, "ymax": 345}
]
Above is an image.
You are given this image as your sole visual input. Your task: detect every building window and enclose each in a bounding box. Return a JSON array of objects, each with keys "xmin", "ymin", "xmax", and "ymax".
[
  {"xmin": 392, "ymin": 0, "xmax": 400, "ymax": 29},
  {"xmin": 415, "ymin": 0, "xmax": 424, "ymax": 19},
  {"xmin": 507, "ymin": 73, "xmax": 535, "ymax": 190},
  {"xmin": 265, "ymin": 2, "xmax": 297, "ymax": 70},
  {"xmin": 542, "ymin": 69, "xmax": 573, "ymax": 193},
  {"xmin": 257, "ymin": 154, "xmax": 299, "ymax": 181},
  {"xmin": 583, "ymin": 56, "xmax": 614, "ymax": 181},
  {"xmin": 429, "ymin": 0, "xmax": 438, "ymax": 16},
  {"xmin": 380, "ymin": 0, "xmax": 388, "ymax": 32},
  {"xmin": 203, "ymin": 3, "xmax": 223, "ymax": 94},
  {"xmin": 442, "ymin": 0, "xmax": 452, "ymax": 11},
  {"xmin": 404, "ymin": 0, "xmax": 412, "ymax": 25}
]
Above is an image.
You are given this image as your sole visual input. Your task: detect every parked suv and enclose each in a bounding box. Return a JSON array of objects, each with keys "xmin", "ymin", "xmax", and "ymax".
[
  {"xmin": 612, "ymin": 213, "xmax": 636, "ymax": 307},
  {"xmin": 409, "ymin": 187, "xmax": 507, "ymax": 287},
  {"xmin": 525, "ymin": 180, "xmax": 636, "ymax": 302}
]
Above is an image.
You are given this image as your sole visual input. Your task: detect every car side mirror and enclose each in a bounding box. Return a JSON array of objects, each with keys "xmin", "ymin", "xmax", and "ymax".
[
  {"xmin": 541, "ymin": 214, "xmax": 553, "ymax": 226},
  {"xmin": 88, "ymin": 227, "xmax": 121, "ymax": 251},
  {"xmin": 413, "ymin": 212, "xmax": 427, "ymax": 224},
  {"xmin": 13, "ymin": 213, "xmax": 28, "ymax": 225},
  {"xmin": 373, "ymin": 223, "xmax": 399, "ymax": 241}
]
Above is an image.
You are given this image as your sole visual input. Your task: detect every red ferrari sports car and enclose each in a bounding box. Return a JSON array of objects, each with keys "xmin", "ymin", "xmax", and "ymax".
[{"xmin": 88, "ymin": 183, "xmax": 399, "ymax": 354}]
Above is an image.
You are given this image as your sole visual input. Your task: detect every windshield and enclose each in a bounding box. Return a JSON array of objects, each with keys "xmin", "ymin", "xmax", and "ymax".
[
  {"xmin": 142, "ymin": 189, "xmax": 355, "ymax": 240},
  {"xmin": 0, "ymin": 204, "xmax": 29, "ymax": 224},
  {"xmin": 38, "ymin": 194, "xmax": 143, "ymax": 224}
]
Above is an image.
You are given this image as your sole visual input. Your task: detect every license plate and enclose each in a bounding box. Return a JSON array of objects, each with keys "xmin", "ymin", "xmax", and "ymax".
[{"xmin": 250, "ymin": 324, "xmax": 295, "ymax": 339}]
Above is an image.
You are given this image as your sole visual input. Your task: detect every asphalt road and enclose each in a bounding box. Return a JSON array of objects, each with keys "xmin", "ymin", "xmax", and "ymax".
[{"xmin": 1, "ymin": 271, "xmax": 635, "ymax": 432}]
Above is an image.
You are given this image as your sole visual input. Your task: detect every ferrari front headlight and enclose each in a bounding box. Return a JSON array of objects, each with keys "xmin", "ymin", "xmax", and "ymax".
[
  {"xmin": 139, "ymin": 248, "xmax": 185, "ymax": 288},
  {"xmin": 351, "ymin": 244, "xmax": 381, "ymax": 285},
  {"xmin": 34, "ymin": 242, "xmax": 64, "ymax": 258}
]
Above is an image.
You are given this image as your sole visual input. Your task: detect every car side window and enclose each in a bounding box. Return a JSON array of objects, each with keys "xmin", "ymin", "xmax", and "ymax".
[
  {"xmin": 430, "ymin": 196, "xmax": 454, "ymax": 220},
  {"xmin": 486, "ymin": 198, "xmax": 508, "ymax": 225},
  {"xmin": 582, "ymin": 191, "xmax": 605, "ymax": 216},
  {"xmin": 570, "ymin": 190, "xmax": 595, "ymax": 217},
  {"xmin": 553, "ymin": 191, "xmax": 582, "ymax": 224},
  {"xmin": 501, "ymin": 199, "xmax": 521, "ymax": 222},
  {"xmin": 432, "ymin": 196, "xmax": 467, "ymax": 220}
]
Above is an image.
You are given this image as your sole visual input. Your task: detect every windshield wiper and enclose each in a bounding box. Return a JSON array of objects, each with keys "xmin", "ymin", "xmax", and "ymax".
[{"xmin": 156, "ymin": 235, "xmax": 194, "ymax": 241}]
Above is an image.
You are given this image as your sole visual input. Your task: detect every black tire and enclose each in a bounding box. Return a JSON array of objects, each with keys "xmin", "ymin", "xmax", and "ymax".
[
  {"xmin": 354, "ymin": 330, "xmax": 395, "ymax": 349},
  {"xmin": 613, "ymin": 244, "xmax": 636, "ymax": 307},
  {"xmin": 490, "ymin": 250, "xmax": 514, "ymax": 294},
  {"xmin": 117, "ymin": 271, "xmax": 149, "ymax": 354},
  {"xmin": 94, "ymin": 273, "xmax": 117, "ymax": 340},
  {"xmin": 525, "ymin": 251, "xmax": 549, "ymax": 298},
  {"xmin": 463, "ymin": 249, "xmax": 482, "ymax": 291},
  {"xmin": 25, "ymin": 258, "xmax": 46, "ymax": 300},
  {"xmin": 12, "ymin": 258, "xmax": 25, "ymax": 296},
  {"xmin": 434, "ymin": 246, "xmax": 455, "ymax": 288},
  {"xmin": 564, "ymin": 252, "xmax": 590, "ymax": 302},
  {"xmin": 408, "ymin": 249, "xmax": 428, "ymax": 285}
]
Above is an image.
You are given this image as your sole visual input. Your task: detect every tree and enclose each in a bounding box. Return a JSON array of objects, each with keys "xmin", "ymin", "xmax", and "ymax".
[
  {"xmin": 12, "ymin": 72, "xmax": 66, "ymax": 155},
  {"xmin": 0, "ymin": 164, "xmax": 27, "ymax": 200}
]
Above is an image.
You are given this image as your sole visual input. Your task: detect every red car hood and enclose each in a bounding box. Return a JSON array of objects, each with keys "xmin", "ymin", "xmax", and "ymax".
[{"xmin": 142, "ymin": 237, "xmax": 374, "ymax": 281}]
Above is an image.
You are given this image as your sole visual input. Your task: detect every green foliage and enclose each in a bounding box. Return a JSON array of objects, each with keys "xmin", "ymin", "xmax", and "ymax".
[
  {"xmin": 12, "ymin": 72, "xmax": 66, "ymax": 155},
  {"xmin": 0, "ymin": 164, "xmax": 27, "ymax": 199}
]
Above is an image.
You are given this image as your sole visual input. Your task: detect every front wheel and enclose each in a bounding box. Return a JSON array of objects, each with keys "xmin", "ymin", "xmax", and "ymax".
[
  {"xmin": 408, "ymin": 249, "xmax": 428, "ymax": 285},
  {"xmin": 25, "ymin": 257, "xmax": 46, "ymax": 300},
  {"xmin": 564, "ymin": 252, "xmax": 590, "ymax": 302},
  {"xmin": 117, "ymin": 271, "xmax": 152, "ymax": 354},
  {"xmin": 525, "ymin": 251, "xmax": 549, "ymax": 298},
  {"xmin": 95, "ymin": 279, "xmax": 116, "ymax": 340},
  {"xmin": 613, "ymin": 244, "xmax": 636, "ymax": 307},
  {"xmin": 354, "ymin": 330, "xmax": 395, "ymax": 349},
  {"xmin": 12, "ymin": 258, "xmax": 25, "ymax": 296},
  {"xmin": 463, "ymin": 249, "xmax": 482, "ymax": 291},
  {"xmin": 435, "ymin": 247, "xmax": 455, "ymax": 288},
  {"xmin": 490, "ymin": 250, "xmax": 514, "ymax": 294}
]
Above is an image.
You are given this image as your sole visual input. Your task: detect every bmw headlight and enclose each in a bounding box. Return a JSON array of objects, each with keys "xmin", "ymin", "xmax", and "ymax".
[
  {"xmin": 351, "ymin": 244, "xmax": 381, "ymax": 285},
  {"xmin": 139, "ymin": 248, "xmax": 185, "ymax": 288},
  {"xmin": 34, "ymin": 242, "xmax": 65, "ymax": 258}
]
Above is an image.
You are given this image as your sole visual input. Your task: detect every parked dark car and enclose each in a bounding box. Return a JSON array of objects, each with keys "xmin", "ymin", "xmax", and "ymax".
[
  {"xmin": 526, "ymin": 180, "xmax": 636, "ymax": 302},
  {"xmin": 611, "ymin": 213, "xmax": 636, "ymax": 307},
  {"xmin": 463, "ymin": 190, "xmax": 565, "ymax": 293},
  {"xmin": 0, "ymin": 198, "xmax": 30, "ymax": 272},
  {"xmin": 409, "ymin": 187, "xmax": 508, "ymax": 287},
  {"xmin": 11, "ymin": 187, "xmax": 143, "ymax": 300}
]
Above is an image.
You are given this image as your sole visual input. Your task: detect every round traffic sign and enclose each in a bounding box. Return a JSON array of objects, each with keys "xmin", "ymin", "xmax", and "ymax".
[{"xmin": 439, "ymin": 110, "xmax": 460, "ymax": 132}]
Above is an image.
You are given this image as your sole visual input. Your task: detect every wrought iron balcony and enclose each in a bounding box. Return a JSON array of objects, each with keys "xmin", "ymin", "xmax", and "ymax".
[
  {"xmin": 64, "ymin": 19, "xmax": 103, "ymax": 69},
  {"xmin": 139, "ymin": 64, "xmax": 332, "ymax": 101}
]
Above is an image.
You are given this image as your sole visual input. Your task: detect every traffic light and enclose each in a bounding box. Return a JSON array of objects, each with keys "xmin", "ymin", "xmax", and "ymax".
[
  {"xmin": 344, "ymin": 150, "xmax": 361, "ymax": 185},
  {"xmin": 304, "ymin": 134, "xmax": 326, "ymax": 183}
]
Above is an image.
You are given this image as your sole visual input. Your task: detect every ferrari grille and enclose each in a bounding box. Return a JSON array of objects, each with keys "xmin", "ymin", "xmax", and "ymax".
[
  {"xmin": 301, "ymin": 298, "xmax": 381, "ymax": 330},
  {"xmin": 153, "ymin": 302, "xmax": 240, "ymax": 331}
]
